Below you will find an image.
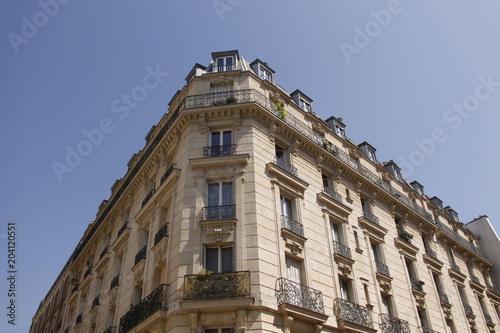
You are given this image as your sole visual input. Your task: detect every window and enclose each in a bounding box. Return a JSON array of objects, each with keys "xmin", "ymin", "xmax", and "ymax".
[
  {"xmin": 280, "ymin": 195, "xmax": 293, "ymax": 219},
  {"xmin": 286, "ymin": 256, "xmax": 302, "ymax": 284},
  {"xmin": 322, "ymin": 174, "xmax": 329, "ymax": 189},
  {"xmin": 300, "ymin": 99, "xmax": 311, "ymax": 112},
  {"xmin": 215, "ymin": 57, "xmax": 234, "ymax": 72},
  {"xmin": 331, "ymin": 222, "xmax": 342, "ymax": 244},
  {"xmin": 479, "ymin": 296, "xmax": 490, "ymax": 321},
  {"xmin": 367, "ymin": 148, "xmax": 377, "ymax": 163},
  {"xmin": 275, "ymin": 144, "xmax": 287, "ymax": 163},
  {"xmin": 208, "ymin": 130, "xmax": 233, "ymax": 156},
  {"xmin": 335, "ymin": 124, "xmax": 345, "ymax": 139},
  {"xmin": 339, "ymin": 278, "xmax": 353, "ymax": 302},
  {"xmin": 417, "ymin": 309, "xmax": 430, "ymax": 329},
  {"xmin": 133, "ymin": 286, "xmax": 143, "ymax": 306},
  {"xmin": 372, "ymin": 242, "xmax": 389, "ymax": 276},
  {"xmin": 381, "ymin": 295, "xmax": 393, "ymax": 316},
  {"xmin": 361, "ymin": 198, "xmax": 370, "ymax": 217},
  {"xmin": 205, "ymin": 329, "xmax": 234, "ymax": 333},
  {"xmin": 206, "ymin": 246, "xmax": 233, "ymax": 273},
  {"xmin": 207, "ymin": 182, "xmax": 233, "ymax": 207}
]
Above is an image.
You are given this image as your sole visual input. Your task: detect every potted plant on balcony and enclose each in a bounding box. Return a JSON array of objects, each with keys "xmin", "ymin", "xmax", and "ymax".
[
  {"xmin": 225, "ymin": 96, "xmax": 237, "ymax": 104},
  {"xmin": 196, "ymin": 269, "xmax": 213, "ymax": 279},
  {"xmin": 271, "ymin": 102, "xmax": 287, "ymax": 118}
]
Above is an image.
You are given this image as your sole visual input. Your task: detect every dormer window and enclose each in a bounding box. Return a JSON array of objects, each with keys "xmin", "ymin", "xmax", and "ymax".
[
  {"xmin": 250, "ymin": 59, "xmax": 275, "ymax": 83},
  {"xmin": 290, "ymin": 89, "xmax": 313, "ymax": 113},
  {"xmin": 211, "ymin": 50, "xmax": 239, "ymax": 73},
  {"xmin": 216, "ymin": 56, "xmax": 234, "ymax": 72},
  {"xmin": 445, "ymin": 206, "xmax": 459, "ymax": 222},
  {"xmin": 384, "ymin": 160, "xmax": 404, "ymax": 183},
  {"xmin": 410, "ymin": 181, "xmax": 425, "ymax": 196},
  {"xmin": 430, "ymin": 196, "xmax": 444, "ymax": 211},
  {"xmin": 334, "ymin": 123, "xmax": 345, "ymax": 139},
  {"xmin": 327, "ymin": 116, "xmax": 346, "ymax": 140}
]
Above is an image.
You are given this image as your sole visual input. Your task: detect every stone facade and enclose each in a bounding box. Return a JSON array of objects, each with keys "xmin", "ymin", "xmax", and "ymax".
[{"xmin": 31, "ymin": 50, "xmax": 500, "ymax": 333}]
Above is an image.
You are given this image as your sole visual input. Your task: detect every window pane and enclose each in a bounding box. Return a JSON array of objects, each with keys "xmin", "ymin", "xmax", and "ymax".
[
  {"xmin": 221, "ymin": 182, "xmax": 233, "ymax": 205},
  {"xmin": 331, "ymin": 223, "xmax": 340, "ymax": 243},
  {"xmin": 208, "ymin": 183, "xmax": 219, "ymax": 206},
  {"xmin": 217, "ymin": 58, "xmax": 224, "ymax": 71},
  {"xmin": 222, "ymin": 131, "xmax": 232, "ymax": 145},
  {"xmin": 286, "ymin": 256, "xmax": 301, "ymax": 284},
  {"xmin": 206, "ymin": 248, "xmax": 218, "ymax": 272},
  {"xmin": 221, "ymin": 247, "xmax": 233, "ymax": 273},
  {"xmin": 382, "ymin": 296, "xmax": 391, "ymax": 315},
  {"xmin": 281, "ymin": 196, "xmax": 292, "ymax": 218},
  {"xmin": 371, "ymin": 244, "xmax": 379, "ymax": 262},
  {"xmin": 340, "ymin": 280, "xmax": 350, "ymax": 301},
  {"xmin": 226, "ymin": 57, "xmax": 233, "ymax": 69},
  {"xmin": 211, "ymin": 132, "xmax": 221, "ymax": 146}
]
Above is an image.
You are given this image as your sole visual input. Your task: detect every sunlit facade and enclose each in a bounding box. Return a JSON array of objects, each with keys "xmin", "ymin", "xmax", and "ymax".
[{"xmin": 31, "ymin": 50, "xmax": 500, "ymax": 333}]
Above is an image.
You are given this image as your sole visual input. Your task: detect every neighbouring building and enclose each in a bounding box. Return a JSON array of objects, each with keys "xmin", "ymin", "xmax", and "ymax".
[{"xmin": 31, "ymin": 50, "xmax": 500, "ymax": 333}]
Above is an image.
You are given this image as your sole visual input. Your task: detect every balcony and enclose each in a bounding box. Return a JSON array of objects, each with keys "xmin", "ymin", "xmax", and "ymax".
[
  {"xmin": 463, "ymin": 302, "xmax": 474, "ymax": 315},
  {"xmin": 202, "ymin": 205, "xmax": 236, "ymax": 220},
  {"xmin": 160, "ymin": 163, "xmax": 176, "ymax": 185},
  {"xmin": 375, "ymin": 261, "xmax": 391, "ymax": 277},
  {"xmin": 363, "ymin": 211, "xmax": 379, "ymax": 225},
  {"xmin": 451, "ymin": 262, "xmax": 460, "ymax": 272},
  {"xmin": 116, "ymin": 221, "xmax": 130, "ymax": 239},
  {"xmin": 273, "ymin": 156, "xmax": 298, "ymax": 177},
  {"xmin": 142, "ymin": 188, "xmax": 156, "ymax": 208},
  {"xmin": 99, "ymin": 246, "xmax": 110, "ymax": 261},
  {"xmin": 275, "ymin": 278, "xmax": 325, "ymax": 315},
  {"xmin": 84, "ymin": 266, "xmax": 92, "ymax": 280},
  {"xmin": 438, "ymin": 292, "xmax": 449, "ymax": 304},
  {"xmin": 154, "ymin": 223, "xmax": 169, "ymax": 246},
  {"xmin": 103, "ymin": 327, "xmax": 117, "ymax": 333},
  {"xmin": 203, "ymin": 144, "xmax": 237, "ymax": 157},
  {"xmin": 398, "ymin": 231, "xmax": 413, "ymax": 244},
  {"xmin": 109, "ymin": 274, "xmax": 120, "ymax": 292},
  {"xmin": 119, "ymin": 284, "xmax": 168, "ymax": 333},
  {"xmin": 334, "ymin": 298, "xmax": 373, "ymax": 329},
  {"xmin": 75, "ymin": 312, "xmax": 83, "ymax": 325},
  {"xmin": 333, "ymin": 241, "xmax": 352, "ymax": 260},
  {"xmin": 322, "ymin": 186, "xmax": 343, "ymax": 204},
  {"xmin": 184, "ymin": 271, "xmax": 250, "ymax": 300},
  {"xmin": 485, "ymin": 313, "xmax": 494, "ymax": 324},
  {"xmin": 380, "ymin": 314, "xmax": 411, "ymax": 333},
  {"xmin": 281, "ymin": 215, "xmax": 304, "ymax": 237},
  {"xmin": 410, "ymin": 278, "xmax": 424, "ymax": 292},
  {"xmin": 134, "ymin": 245, "xmax": 147, "ymax": 266}
]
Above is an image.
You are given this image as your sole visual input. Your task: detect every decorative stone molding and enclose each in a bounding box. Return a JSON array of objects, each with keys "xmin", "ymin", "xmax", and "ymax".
[{"xmin": 283, "ymin": 314, "xmax": 293, "ymax": 333}]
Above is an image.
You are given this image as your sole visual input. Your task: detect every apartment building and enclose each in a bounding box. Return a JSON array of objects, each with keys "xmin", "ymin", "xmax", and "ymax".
[{"xmin": 30, "ymin": 50, "xmax": 500, "ymax": 333}]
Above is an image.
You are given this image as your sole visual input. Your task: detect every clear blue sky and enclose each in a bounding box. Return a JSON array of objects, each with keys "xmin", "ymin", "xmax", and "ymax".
[{"xmin": 1, "ymin": 1, "xmax": 500, "ymax": 331}]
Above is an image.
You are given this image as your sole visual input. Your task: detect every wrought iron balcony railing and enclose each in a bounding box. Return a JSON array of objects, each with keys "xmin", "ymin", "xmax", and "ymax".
[
  {"xmin": 334, "ymin": 298, "xmax": 373, "ymax": 328},
  {"xmin": 142, "ymin": 188, "xmax": 156, "ymax": 208},
  {"xmin": 470, "ymin": 275, "xmax": 481, "ymax": 285},
  {"xmin": 184, "ymin": 271, "xmax": 250, "ymax": 300},
  {"xmin": 437, "ymin": 220, "xmax": 489, "ymax": 261},
  {"xmin": 410, "ymin": 278, "xmax": 424, "ymax": 292},
  {"xmin": 117, "ymin": 221, "xmax": 129, "ymax": 239},
  {"xmin": 102, "ymin": 326, "xmax": 117, "ymax": 333},
  {"xmin": 380, "ymin": 313, "xmax": 411, "ymax": 333},
  {"xmin": 134, "ymin": 245, "xmax": 147, "ymax": 266},
  {"xmin": 275, "ymin": 278, "xmax": 325, "ymax": 314},
  {"xmin": 463, "ymin": 302, "xmax": 474, "ymax": 315},
  {"xmin": 99, "ymin": 246, "xmax": 110, "ymax": 260},
  {"xmin": 281, "ymin": 215, "xmax": 304, "ymax": 237},
  {"xmin": 211, "ymin": 64, "xmax": 235, "ymax": 73},
  {"xmin": 203, "ymin": 144, "xmax": 237, "ymax": 157},
  {"xmin": 119, "ymin": 284, "xmax": 168, "ymax": 333},
  {"xmin": 487, "ymin": 283, "xmax": 497, "ymax": 293},
  {"xmin": 273, "ymin": 156, "xmax": 298, "ymax": 177},
  {"xmin": 333, "ymin": 241, "xmax": 352, "ymax": 260},
  {"xmin": 485, "ymin": 313, "xmax": 493, "ymax": 324},
  {"xmin": 202, "ymin": 205, "xmax": 236, "ymax": 220},
  {"xmin": 451, "ymin": 262, "xmax": 461, "ymax": 273},
  {"xmin": 92, "ymin": 294, "xmax": 100, "ymax": 308},
  {"xmin": 322, "ymin": 186, "xmax": 344, "ymax": 204},
  {"xmin": 375, "ymin": 261, "xmax": 391, "ymax": 277},
  {"xmin": 425, "ymin": 248, "xmax": 437, "ymax": 258},
  {"xmin": 109, "ymin": 274, "xmax": 120, "ymax": 291},
  {"xmin": 363, "ymin": 211, "xmax": 379, "ymax": 225},
  {"xmin": 84, "ymin": 267, "xmax": 92, "ymax": 280},
  {"xmin": 398, "ymin": 231, "xmax": 413, "ymax": 244},
  {"xmin": 438, "ymin": 291, "xmax": 449, "ymax": 304},
  {"xmin": 160, "ymin": 163, "xmax": 176, "ymax": 185},
  {"xmin": 154, "ymin": 223, "xmax": 169, "ymax": 246}
]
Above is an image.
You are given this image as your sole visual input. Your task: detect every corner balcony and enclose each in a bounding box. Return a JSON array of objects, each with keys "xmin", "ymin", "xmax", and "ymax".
[
  {"xmin": 184, "ymin": 270, "xmax": 250, "ymax": 300},
  {"xmin": 119, "ymin": 284, "xmax": 168, "ymax": 333},
  {"xmin": 203, "ymin": 144, "xmax": 237, "ymax": 157},
  {"xmin": 201, "ymin": 205, "xmax": 236, "ymax": 221},
  {"xmin": 281, "ymin": 215, "xmax": 304, "ymax": 238},
  {"xmin": 275, "ymin": 278, "xmax": 325, "ymax": 315},
  {"xmin": 380, "ymin": 314, "xmax": 411, "ymax": 333},
  {"xmin": 333, "ymin": 298, "xmax": 374, "ymax": 331}
]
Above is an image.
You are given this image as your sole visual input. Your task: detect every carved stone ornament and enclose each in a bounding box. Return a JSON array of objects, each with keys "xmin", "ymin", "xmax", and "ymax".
[
  {"xmin": 415, "ymin": 294, "xmax": 426, "ymax": 309},
  {"xmin": 285, "ymin": 238, "xmax": 303, "ymax": 255},
  {"xmin": 283, "ymin": 315, "xmax": 293, "ymax": 333},
  {"xmin": 442, "ymin": 305, "xmax": 452, "ymax": 320},
  {"xmin": 379, "ymin": 280, "xmax": 392, "ymax": 294},
  {"xmin": 468, "ymin": 316, "xmax": 477, "ymax": 330},
  {"xmin": 338, "ymin": 262, "xmax": 352, "ymax": 277}
]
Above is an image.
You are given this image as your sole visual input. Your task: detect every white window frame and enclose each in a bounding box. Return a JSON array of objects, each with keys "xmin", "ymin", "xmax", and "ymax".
[
  {"xmin": 205, "ymin": 245, "xmax": 233, "ymax": 273},
  {"xmin": 300, "ymin": 99, "xmax": 311, "ymax": 112},
  {"xmin": 215, "ymin": 57, "xmax": 234, "ymax": 72}
]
